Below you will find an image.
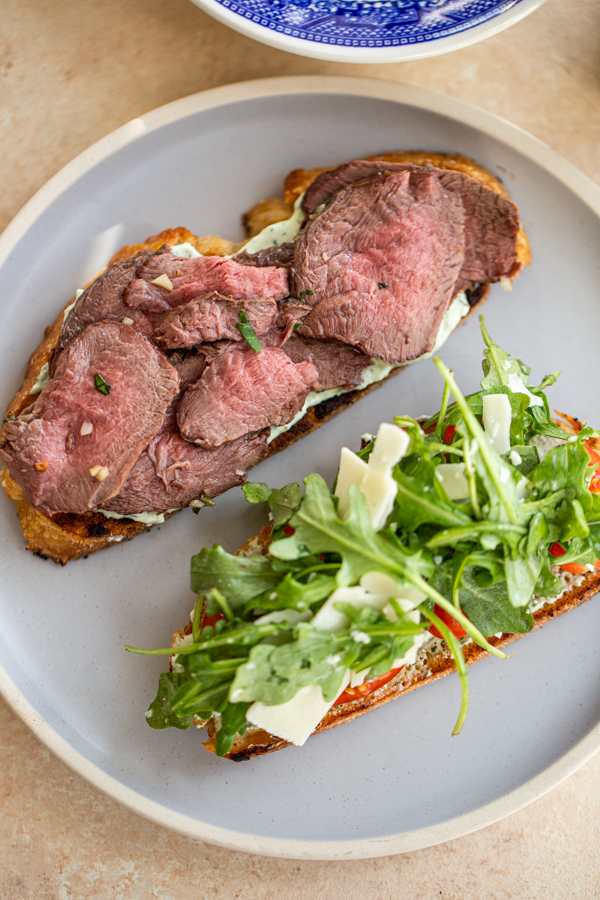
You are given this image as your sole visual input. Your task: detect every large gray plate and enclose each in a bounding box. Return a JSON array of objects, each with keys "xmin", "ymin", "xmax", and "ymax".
[{"xmin": 1, "ymin": 77, "xmax": 599, "ymax": 860}]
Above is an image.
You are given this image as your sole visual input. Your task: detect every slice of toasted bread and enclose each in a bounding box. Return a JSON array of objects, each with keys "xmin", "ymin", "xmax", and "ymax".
[
  {"xmin": 0, "ymin": 152, "xmax": 522, "ymax": 564},
  {"xmin": 172, "ymin": 527, "xmax": 599, "ymax": 761}
]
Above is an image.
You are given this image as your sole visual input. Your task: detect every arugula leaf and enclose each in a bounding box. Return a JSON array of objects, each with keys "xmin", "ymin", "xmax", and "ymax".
[
  {"xmin": 146, "ymin": 673, "xmax": 193, "ymax": 730},
  {"xmin": 431, "ymin": 563, "xmax": 533, "ymax": 635},
  {"xmin": 242, "ymin": 482, "xmax": 272, "ymax": 504},
  {"xmin": 243, "ymin": 573, "xmax": 336, "ymax": 615},
  {"xmin": 480, "ymin": 317, "xmax": 530, "ymax": 388},
  {"xmin": 391, "ymin": 454, "xmax": 472, "ymax": 531},
  {"xmin": 268, "ymin": 483, "xmax": 303, "ymax": 529},
  {"xmin": 215, "ymin": 702, "xmax": 251, "ymax": 756},
  {"xmin": 270, "ymin": 474, "xmax": 429, "ymax": 588},
  {"xmin": 190, "ymin": 545, "xmax": 280, "ymax": 611}
]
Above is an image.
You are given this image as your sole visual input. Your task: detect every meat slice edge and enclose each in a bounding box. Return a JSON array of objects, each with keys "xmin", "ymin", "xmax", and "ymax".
[
  {"xmin": 294, "ymin": 169, "xmax": 465, "ymax": 364},
  {"xmin": 0, "ymin": 322, "xmax": 180, "ymax": 514},
  {"xmin": 177, "ymin": 347, "xmax": 318, "ymax": 450}
]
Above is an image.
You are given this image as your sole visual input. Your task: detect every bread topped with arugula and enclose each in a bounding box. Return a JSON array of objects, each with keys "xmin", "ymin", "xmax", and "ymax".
[
  {"xmin": 0, "ymin": 151, "xmax": 529, "ymax": 564},
  {"xmin": 129, "ymin": 321, "xmax": 600, "ymax": 760}
]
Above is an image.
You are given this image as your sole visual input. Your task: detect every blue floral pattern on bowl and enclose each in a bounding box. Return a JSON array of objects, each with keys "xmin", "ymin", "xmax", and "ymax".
[{"xmin": 212, "ymin": 0, "xmax": 525, "ymax": 48}]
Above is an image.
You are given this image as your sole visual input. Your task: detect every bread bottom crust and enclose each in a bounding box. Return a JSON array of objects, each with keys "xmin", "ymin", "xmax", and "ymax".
[{"xmin": 199, "ymin": 570, "xmax": 600, "ymax": 761}]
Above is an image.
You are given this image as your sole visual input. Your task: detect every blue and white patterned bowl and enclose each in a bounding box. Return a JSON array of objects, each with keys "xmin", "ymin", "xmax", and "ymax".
[{"xmin": 190, "ymin": 0, "xmax": 547, "ymax": 62}]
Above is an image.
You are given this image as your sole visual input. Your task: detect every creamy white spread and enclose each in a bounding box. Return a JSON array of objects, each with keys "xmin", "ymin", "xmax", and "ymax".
[{"xmin": 267, "ymin": 292, "xmax": 471, "ymax": 443}]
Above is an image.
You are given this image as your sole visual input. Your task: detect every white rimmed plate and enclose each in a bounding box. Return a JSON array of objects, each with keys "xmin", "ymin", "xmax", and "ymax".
[
  {"xmin": 189, "ymin": 0, "xmax": 549, "ymax": 63},
  {"xmin": 1, "ymin": 77, "xmax": 600, "ymax": 860}
]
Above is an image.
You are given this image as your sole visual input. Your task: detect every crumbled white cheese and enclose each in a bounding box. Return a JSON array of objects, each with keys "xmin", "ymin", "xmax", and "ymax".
[
  {"xmin": 509, "ymin": 450, "xmax": 522, "ymax": 466},
  {"xmin": 80, "ymin": 421, "xmax": 93, "ymax": 436}
]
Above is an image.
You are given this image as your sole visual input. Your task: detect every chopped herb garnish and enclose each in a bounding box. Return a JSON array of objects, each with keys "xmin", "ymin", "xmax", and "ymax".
[
  {"xmin": 94, "ymin": 373, "xmax": 111, "ymax": 395},
  {"xmin": 2, "ymin": 413, "xmax": 16, "ymax": 424},
  {"xmin": 378, "ymin": 283, "xmax": 388, "ymax": 289},
  {"xmin": 299, "ymin": 289, "xmax": 314, "ymax": 299},
  {"xmin": 293, "ymin": 323, "xmax": 301, "ymax": 332},
  {"xmin": 237, "ymin": 310, "xmax": 263, "ymax": 353}
]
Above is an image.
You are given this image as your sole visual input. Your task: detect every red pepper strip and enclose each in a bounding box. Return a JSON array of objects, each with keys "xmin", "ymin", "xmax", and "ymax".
[
  {"xmin": 335, "ymin": 666, "xmax": 404, "ymax": 706},
  {"xmin": 549, "ymin": 541, "xmax": 600, "ymax": 575},
  {"xmin": 428, "ymin": 604, "xmax": 467, "ymax": 639},
  {"xmin": 443, "ymin": 425, "xmax": 456, "ymax": 444},
  {"xmin": 202, "ymin": 612, "xmax": 225, "ymax": 629}
]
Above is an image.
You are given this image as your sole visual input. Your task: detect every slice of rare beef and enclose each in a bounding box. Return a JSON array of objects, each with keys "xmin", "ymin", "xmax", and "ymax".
[
  {"xmin": 0, "ymin": 322, "xmax": 179, "ymax": 514},
  {"xmin": 104, "ymin": 420, "xmax": 268, "ymax": 515},
  {"xmin": 294, "ymin": 168, "xmax": 465, "ymax": 364},
  {"xmin": 136, "ymin": 253, "xmax": 290, "ymax": 306},
  {"xmin": 177, "ymin": 347, "xmax": 318, "ymax": 449},
  {"xmin": 154, "ymin": 293, "xmax": 278, "ymax": 349},
  {"xmin": 54, "ymin": 250, "xmax": 158, "ymax": 363},
  {"xmin": 282, "ymin": 335, "xmax": 372, "ymax": 391},
  {"xmin": 302, "ymin": 159, "xmax": 520, "ymax": 291}
]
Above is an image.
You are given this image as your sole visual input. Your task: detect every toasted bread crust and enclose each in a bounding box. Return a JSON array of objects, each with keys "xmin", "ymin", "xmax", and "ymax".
[
  {"xmin": 198, "ymin": 569, "xmax": 600, "ymax": 761},
  {"xmin": 1, "ymin": 150, "xmax": 523, "ymax": 564}
]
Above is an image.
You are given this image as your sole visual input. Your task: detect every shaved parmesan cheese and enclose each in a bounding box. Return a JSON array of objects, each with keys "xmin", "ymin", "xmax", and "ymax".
[
  {"xmin": 254, "ymin": 609, "xmax": 312, "ymax": 626},
  {"xmin": 358, "ymin": 423, "xmax": 409, "ymax": 530},
  {"xmin": 311, "ymin": 585, "xmax": 380, "ymax": 633},
  {"xmin": 482, "ymin": 393, "xmax": 512, "ymax": 455},
  {"xmin": 435, "ymin": 463, "xmax": 470, "ymax": 500},
  {"xmin": 246, "ymin": 675, "xmax": 350, "ymax": 746},
  {"xmin": 506, "ymin": 373, "xmax": 544, "ymax": 408},
  {"xmin": 334, "ymin": 447, "xmax": 368, "ymax": 519}
]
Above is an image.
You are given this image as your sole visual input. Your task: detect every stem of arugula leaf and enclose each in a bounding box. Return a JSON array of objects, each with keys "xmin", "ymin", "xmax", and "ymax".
[
  {"xmin": 433, "ymin": 357, "xmax": 520, "ymax": 526},
  {"xmin": 435, "ymin": 371, "xmax": 454, "ymax": 439},
  {"xmin": 421, "ymin": 606, "xmax": 469, "ymax": 736},
  {"xmin": 297, "ymin": 563, "xmax": 340, "ymax": 578},
  {"xmin": 408, "ymin": 570, "xmax": 506, "ymax": 659},
  {"xmin": 192, "ymin": 597, "xmax": 203, "ymax": 642},
  {"xmin": 210, "ymin": 587, "xmax": 235, "ymax": 621},
  {"xmin": 461, "ymin": 426, "xmax": 482, "ymax": 519}
]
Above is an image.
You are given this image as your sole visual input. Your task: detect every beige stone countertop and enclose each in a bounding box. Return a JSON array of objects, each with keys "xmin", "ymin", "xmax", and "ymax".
[{"xmin": 1, "ymin": 0, "xmax": 600, "ymax": 896}]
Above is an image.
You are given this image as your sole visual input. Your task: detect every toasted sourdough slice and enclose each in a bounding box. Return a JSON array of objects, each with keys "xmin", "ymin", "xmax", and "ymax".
[
  {"xmin": 1, "ymin": 152, "xmax": 529, "ymax": 564},
  {"xmin": 170, "ymin": 527, "xmax": 600, "ymax": 761}
]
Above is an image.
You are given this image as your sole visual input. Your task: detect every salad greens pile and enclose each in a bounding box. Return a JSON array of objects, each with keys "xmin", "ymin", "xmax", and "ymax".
[{"xmin": 128, "ymin": 319, "xmax": 600, "ymax": 755}]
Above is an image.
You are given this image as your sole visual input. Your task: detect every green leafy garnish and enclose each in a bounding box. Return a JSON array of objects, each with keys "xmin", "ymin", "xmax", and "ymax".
[
  {"xmin": 299, "ymin": 289, "xmax": 314, "ymax": 299},
  {"xmin": 237, "ymin": 310, "xmax": 263, "ymax": 352},
  {"xmin": 131, "ymin": 318, "xmax": 600, "ymax": 755},
  {"xmin": 94, "ymin": 373, "xmax": 111, "ymax": 395}
]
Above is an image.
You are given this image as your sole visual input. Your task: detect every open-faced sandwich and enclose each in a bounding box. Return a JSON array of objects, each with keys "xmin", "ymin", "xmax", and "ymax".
[
  {"xmin": 0, "ymin": 151, "xmax": 529, "ymax": 563},
  {"xmin": 129, "ymin": 321, "xmax": 600, "ymax": 760}
]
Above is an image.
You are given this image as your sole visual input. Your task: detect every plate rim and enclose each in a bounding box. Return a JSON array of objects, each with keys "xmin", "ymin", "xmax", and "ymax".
[
  {"xmin": 1, "ymin": 75, "xmax": 600, "ymax": 859},
  {"xmin": 188, "ymin": 0, "xmax": 549, "ymax": 64}
]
